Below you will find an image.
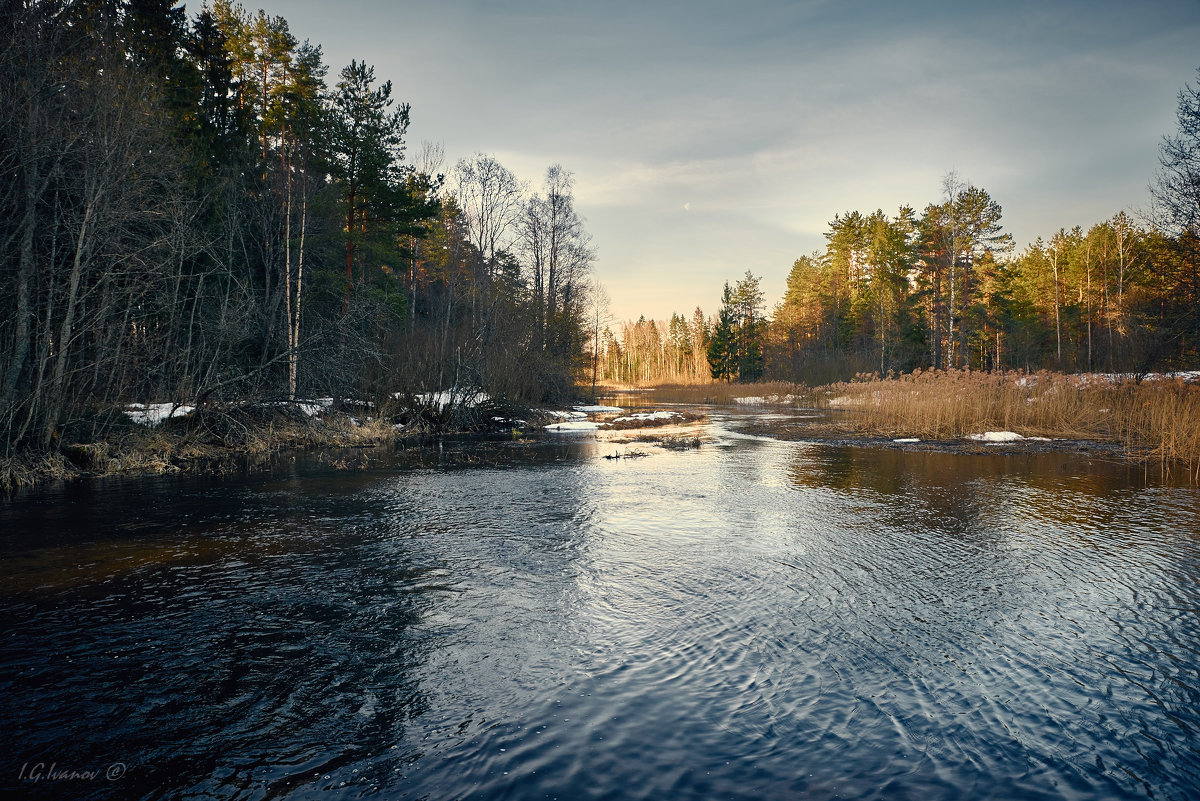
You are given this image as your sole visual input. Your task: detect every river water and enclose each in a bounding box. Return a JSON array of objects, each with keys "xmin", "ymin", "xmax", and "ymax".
[{"xmin": 3, "ymin": 407, "xmax": 1200, "ymax": 800}]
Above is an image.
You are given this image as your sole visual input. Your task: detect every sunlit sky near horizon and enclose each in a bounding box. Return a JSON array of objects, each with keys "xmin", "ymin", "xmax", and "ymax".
[{"xmin": 250, "ymin": 0, "xmax": 1199, "ymax": 323}]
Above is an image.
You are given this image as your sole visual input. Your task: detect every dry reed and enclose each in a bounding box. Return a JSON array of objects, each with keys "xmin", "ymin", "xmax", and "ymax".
[
  {"xmin": 634, "ymin": 382, "xmax": 806, "ymax": 405},
  {"xmin": 617, "ymin": 371, "xmax": 1200, "ymax": 477},
  {"xmin": 1, "ymin": 408, "xmax": 413, "ymax": 491},
  {"xmin": 815, "ymin": 369, "xmax": 1200, "ymax": 475}
]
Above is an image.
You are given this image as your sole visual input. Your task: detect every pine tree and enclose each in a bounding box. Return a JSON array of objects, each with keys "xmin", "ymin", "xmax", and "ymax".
[
  {"xmin": 326, "ymin": 60, "xmax": 415, "ymax": 312},
  {"xmin": 730, "ymin": 272, "xmax": 766, "ymax": 381}
]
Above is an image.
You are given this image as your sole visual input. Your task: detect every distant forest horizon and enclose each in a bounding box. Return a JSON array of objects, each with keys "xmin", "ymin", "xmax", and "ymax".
[{"xmin": 600, "ymin": 126, "xmax": 1200, "ymax": 385}]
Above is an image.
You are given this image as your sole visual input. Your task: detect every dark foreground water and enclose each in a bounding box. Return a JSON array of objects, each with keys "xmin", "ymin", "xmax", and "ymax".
[{"xmin": 3, "ymin": 409, "xmax": 1200, "ymax": 800}]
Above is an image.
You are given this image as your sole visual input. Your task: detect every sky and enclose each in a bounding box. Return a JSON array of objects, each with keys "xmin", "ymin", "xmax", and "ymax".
[{"xmin": 251, "ymin": 0, "xmax": 1200, "ymax": 323}]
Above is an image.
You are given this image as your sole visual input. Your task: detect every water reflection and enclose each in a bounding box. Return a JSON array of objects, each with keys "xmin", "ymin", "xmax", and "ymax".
[
  {"xmin": 778, "ymin": 441, "xmax": 1200, "ymax": 800},
  {"xmin": 2, "ymin": 419, "xmax": 1200, "ymax": 799}
]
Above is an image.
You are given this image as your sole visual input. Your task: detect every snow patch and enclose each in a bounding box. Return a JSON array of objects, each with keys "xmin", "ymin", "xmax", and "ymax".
[
  {"xmin": 124, "ymin": 402, "xmax": 194, "ymax": 427},
  {"xmin": 545, "ymin": 409, "xmax": 588, "ymax": 420},
  {"xmin": 297, "ymin": 397, "xmax": 334, "ymax": 417},
  {"xmin": 1082, "ymin": 371, "xmax": 1200, "ymax": 384},
  {"xmin": 893, "ymin": 438, "xmax": 920, "ymax": 443},
  {"xmin": 827, "ymin": 395, "xmax": 863, "ymax": 408},
  {"xmin": 735, "ymin": 394, "xmax": 797, "ymax": 405},
  {"xmin": 613, "ymin": 411, "xmax": 682, "ymax": 422},
  {"xmin": 545, "ymin": 421, "xmax": 605, "ymax": 432},
  {"xmin": 573, "ymin": 404, "xmax": 623, "ymax": 413},
  {"xmin": 968, "ymin": 431, "xmax": 1024, "ymax": 442},
  {"xmin": 261, "ymin": 397, "xmax": 337, "ymax": 416},
  {"xmin": 1019, "ymin": 371, "xmax": 1200, "ymax": 388}
]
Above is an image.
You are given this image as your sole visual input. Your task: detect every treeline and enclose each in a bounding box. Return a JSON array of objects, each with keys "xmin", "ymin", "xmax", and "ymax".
[
  {"xmin": 604, "ymin": 202, "xmax": 1198, "ymax": 387},
  {"xmin": 0, "ymin": 0, "xmax": 595, "ymax": 456},
  {"xmin": 598, "ymin": 310, "xmax": 711, "ymax": 385},
  {"xmin": 768, "ymin": 201, "xmax": 1198, "ymax": 382},
  {"xmin": 596, "ymin": 272, "xmax": 766, "ymax": 386},
  {"xmin": 600, "ymin": 66, "xmax": 1200, "ymax": 385}
]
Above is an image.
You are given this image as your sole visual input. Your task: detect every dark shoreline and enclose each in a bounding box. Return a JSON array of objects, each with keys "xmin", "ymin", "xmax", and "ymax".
[
  {"xmin": 733, "ymin": 417, "xmax": 1139, "ymax": 464},
  {"xmin": 3, "ymin": 400, "xmax": 1188, "ymax": 492},
  {"xmin": 0, "ymin": 409, "xmax": 511, "ymax": 492}
]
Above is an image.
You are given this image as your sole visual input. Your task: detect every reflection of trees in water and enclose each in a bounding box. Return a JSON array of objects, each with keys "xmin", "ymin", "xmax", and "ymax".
[
  {"xmin": 777, "ymin": 443, "xmax": 1200, "ymax": 659},
  {"xmin": 370, "ymin": 452, "xmax": 596, "ymax": 794},
  {"xmin": 785, "ymin": 444, "xmax": 1181, "ymax": 548},
  {"xmin": 789, "ymin": 443, "xmax": 1147, "ymax": 498},
  {"xmin": 2, "ymin": 474, "xmax": 454, "ymax": 797},
  {"xmin": 777, "ymin": 441, "xmax": 1200, "ymax": 798}
]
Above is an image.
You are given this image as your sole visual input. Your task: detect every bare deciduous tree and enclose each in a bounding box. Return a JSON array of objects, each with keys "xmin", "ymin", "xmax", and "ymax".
[
  {"xmin": 1152, "ymin": 68, "xmax": 1200, "ymax": 236},
  {"xmin": 454, "ymin": 153, "xmax": 526, "ymax": 278}
]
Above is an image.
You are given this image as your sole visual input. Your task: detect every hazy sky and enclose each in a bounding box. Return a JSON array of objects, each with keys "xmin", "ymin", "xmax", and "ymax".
[{"xmin": 252, "ymin": 0, "xmax": 1199, "ymax": 322}]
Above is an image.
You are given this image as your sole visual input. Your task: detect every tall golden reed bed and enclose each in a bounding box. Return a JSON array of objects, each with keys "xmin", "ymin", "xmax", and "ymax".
[{"xmin": 819, "ymin": 369, "xmax": 1200, "ymax": 473}]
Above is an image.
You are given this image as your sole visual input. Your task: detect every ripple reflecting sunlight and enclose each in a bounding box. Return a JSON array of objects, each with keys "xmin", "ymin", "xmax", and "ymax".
[{"xmin": 3, "ymin": 418, "xmax": 1200, "ymax": 800}]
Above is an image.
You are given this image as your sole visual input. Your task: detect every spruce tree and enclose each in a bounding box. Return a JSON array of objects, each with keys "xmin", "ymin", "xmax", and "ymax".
[{"xmin": 707, "ymin": 284, "xmax": 738, "ymax": 381}]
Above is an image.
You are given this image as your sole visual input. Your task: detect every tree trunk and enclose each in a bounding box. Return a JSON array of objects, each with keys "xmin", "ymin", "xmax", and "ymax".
[
  {"xmin": 44, "ymin": 192, "xmax": 98, "ymax": 446},
  {"xmin": 2, "ymin": 193, "xmax": 37, "ymax": 415},
  {"xmin": 1086, "ymin": 241, "xmax": 1093, "ymax": 371},
  {"xmin": 284, "ymin": 143, "xmax": 294, "ymax": 399},
  {"xmin": 1052, "ymin": 247, "xmax": 1062, "ymax": 364},
  {"xmin": 290, "ymin": 169, "xmax": 307, "ymax": 400}
]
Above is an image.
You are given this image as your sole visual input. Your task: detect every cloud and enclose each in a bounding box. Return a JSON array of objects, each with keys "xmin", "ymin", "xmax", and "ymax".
[{"xmin": 268, "ymin": 0, "xmax": 1200, "ymax": 322}]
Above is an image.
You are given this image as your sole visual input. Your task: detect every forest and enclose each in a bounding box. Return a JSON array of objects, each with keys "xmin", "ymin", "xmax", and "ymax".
[
  {"xmin": 600, "ymin": 72, "xmax": 1200, "ymax": 387},
  {"xmin": 0, "ymin": 0, "xmax": 598, "ymax": 459},
  {"xmin": 3, "ymin": 1, "xmax": 1199, "ymax": 469}
]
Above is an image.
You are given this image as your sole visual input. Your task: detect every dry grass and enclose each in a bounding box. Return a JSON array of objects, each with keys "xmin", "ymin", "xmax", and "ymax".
[
  {"xmin": 3, "ymin": 391, "xmax": 550, "ymax": 491},
  {"xmin": 0, "ymin": 408, "xmax": 411, "ymax": 491},
  {"xmin": 656, "ymin": 434, "xmax": 703, "ymax": 450},
  {"xmin": 614, "ymin": 432, "xmax": 705, "ymax": 450},
  {"xmin": 605, "ymin": 410, "xmax": 705, "ymax": 430},
  {"xmin": 816, "ymin": 369, "xmax": 1200, "ymax": 475},
  {"xmin": 0, "ymin": 452, "xmax": 73, "ymax": 491},
  {"xmin": 637, "ymin": 382, "xmax": 807, "ymax": 405}
]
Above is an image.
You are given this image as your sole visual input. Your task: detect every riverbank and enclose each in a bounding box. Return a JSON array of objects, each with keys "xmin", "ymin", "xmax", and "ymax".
[
  {"xmin": 814, "ymin": 369, "xmax": 1200, "ymax": 472},
  {"xmin": 9, "ymin": 369, "xmax": 1199, "ymax": 489},
  {"xmin": 0, "ymin": 410, "xmax": 390, "ymax": 491},
  {"xmin": 627, "ymin": 369, "xmax": 1200, "ymax": 479},
  {"xmin": 0, "ymin": 396, "xmax": 532, "ymax": 491},
  {"xmin": 0, "ymin": 395, "xmax": 708, "ymax": 491}
]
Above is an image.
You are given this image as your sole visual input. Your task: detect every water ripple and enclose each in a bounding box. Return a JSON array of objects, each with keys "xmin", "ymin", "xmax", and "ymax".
[{"xmin": 2, "ymin": 428, "xmax": 1200, "ymax": 799}]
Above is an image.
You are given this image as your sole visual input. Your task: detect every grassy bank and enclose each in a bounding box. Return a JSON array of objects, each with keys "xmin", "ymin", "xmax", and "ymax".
[
  {"xmin": 0, "ymin": 411, "xmax": 392, "ymax": 491},
  {"xmin": 0, "ymin": 397, "xmax": 534, "ymax": 492},
  {"xmin": 815, "ymin": 370, "xmax": 1197, "ymax": 459},
  {"xmin": 793, "ymin": 370, "xmax": 1200, "ymax": 475},
  {"xmin": 615, "ymin": 381, "xmax": 805, "ymax": 405},
  {"xmin": 617, "ymin": 371, "xmax": 1200, "ymax": 476}
]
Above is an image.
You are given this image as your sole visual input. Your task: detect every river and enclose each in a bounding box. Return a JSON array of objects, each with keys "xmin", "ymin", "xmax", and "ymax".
[{"xmin": 3, "ymin": 405, "xmax": 1199, "ymax": 800}]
